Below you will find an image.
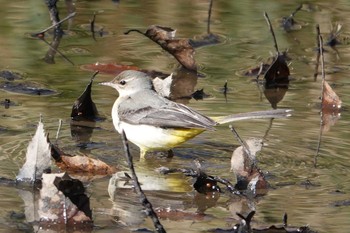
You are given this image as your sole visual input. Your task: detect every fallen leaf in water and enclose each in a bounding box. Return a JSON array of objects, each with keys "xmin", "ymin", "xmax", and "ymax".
[
  {"xmin": 0, "ymin": 81, "xmax": 57, "ymax": 95},
  {"xmin": 71, "ymin": 72, "xmax": 99, "ymax": 121},
  {"xmin": 80, "ymin": 62, "xmax": 140, "ymax": 75},
  {"xmin": 50, "ymin": 140, "xmax": 115, "ymax": 175},
  {"xmin": 16, "ymin": 118, "xmax": 51, "ymax": 183},
  {"xmin": 264, "ymin": 54, "xmax": 290, "ymax": 88},
  {"xmin": 193, "ymin": 171, "xmax": 221, "ymax": 194},
  {"xmin": 231, "ymin": 138, "xmax": 268, "ymax": 196},
  {"xmin": 125, "ymin": 25, "xmax": 197, "ymax": 71},
  {"xmin": 38, "ymin": 173, "xmax": 93, "ymax": 227},
  {"xmin": 322, "ymin": 81, "xmax": 342, "ymax": 110}
]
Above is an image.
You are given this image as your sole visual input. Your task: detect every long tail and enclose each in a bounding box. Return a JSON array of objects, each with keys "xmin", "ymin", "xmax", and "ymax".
[{"xmin": 212, "ymin": 109, "xmax": 292, "ymax": 125}]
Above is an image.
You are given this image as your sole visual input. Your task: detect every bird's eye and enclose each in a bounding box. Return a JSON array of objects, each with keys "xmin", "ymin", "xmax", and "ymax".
[{"xmin": 119, "ymin": 80, "xmax": 126, "ymax": 85}]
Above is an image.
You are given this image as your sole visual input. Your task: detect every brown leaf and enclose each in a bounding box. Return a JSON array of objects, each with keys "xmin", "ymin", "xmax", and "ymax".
[
  {"xmin": 80, "ymin": 62, "xmax": 140, "ymax": 75},
  {"xmin": 126, "ymin": 25, "xmax": 197, "ymax": 71},
  {"xmin": 57, "ymin": 155, "xmax": 115, "ymax": 175},
  {"xmin": 322, "ymin": 80, "xmax": 342, "ymax": 110},
  {"xmin": 50, "ymin": 142, "xmax": 115, "ymax": 175}
]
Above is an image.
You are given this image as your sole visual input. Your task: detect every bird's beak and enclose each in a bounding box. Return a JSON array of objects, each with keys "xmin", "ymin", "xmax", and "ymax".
[{"xmin": 99, "ymin": 82, "xmax": 112, "ymax": 87}]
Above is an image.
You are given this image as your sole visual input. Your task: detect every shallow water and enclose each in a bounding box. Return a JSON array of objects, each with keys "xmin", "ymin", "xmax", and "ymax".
[{"xmin": 0, "ymin": 1, "xmax": 350, "ymax": 232}]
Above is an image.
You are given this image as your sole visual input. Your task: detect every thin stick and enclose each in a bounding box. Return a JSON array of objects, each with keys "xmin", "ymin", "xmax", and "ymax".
[
  {"xmin": 314, "ymin": 30, "xmax": 325, "ymax": 168},
  {"xmin": 207, "ymin": 0, "xmax": 214, "ymax": 34},
  {"xmin": 40, "ymin": 37, "xmax": 74, "ymax": 65},
  {"xmin": 120, "ymin": 130, "xmax": 166, "ymax": 233},
  {"xmin": 229, "ymin": 125, "xmax": 252, "ymax": 158},
  {"xmin": 290, "ymin": 4, "xmax": 302, "ymax": 18},
  {"xmin": 124, "ymin": 29, "xmax": 145, "ymax": 35},
  {"xmin": 31, "ymin": 12, "xmax": 77, "ymax": 37},
  {"xmin": 264, "ymin": 12, "xmax": 279, "ymax": 54},
  {"xmin": 314, "ymin": 25, "xmax": 321, "ymax": 81},
  {"xmin": 55, "ymin": 119, "xmax": 63, "ymax": 143},
  {"xmin": 90, "ymin": 12, "xmax": 97, "ymax": 41}
]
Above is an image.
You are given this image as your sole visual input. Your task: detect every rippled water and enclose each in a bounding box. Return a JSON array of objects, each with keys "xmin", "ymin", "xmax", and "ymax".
[{"xmin": 0, "ymin": 1, "xmax": 350, "ymax": 233}]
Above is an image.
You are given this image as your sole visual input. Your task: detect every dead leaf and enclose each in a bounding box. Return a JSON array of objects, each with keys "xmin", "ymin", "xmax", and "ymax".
[
  {"xmin": 16, "ymin": 118, "xmax": 51, "ymax": 182},
  {"xmin": 71, "ymin": 72, "xmax": 99, "ymax": 121},
  {"xmin": 125, "ymin": 25, "xmax": 197, "ymax": 71},
  {"xmin": 231, "ymin": 138, "xmax": 268, "ymax": 196},
  {"xmin": 38, "ymin": 173, "xmax": 93, "ymax": 226},
  {"xmin": 264, "ymin": 54, "xmax": 290, "ymax": 88},
  {"xmin": 51, "ymin": 141, "xmax": 115, "ymax": 175},
  {"xmin": 322, "ymin": 81, "xmax": 342, "ymax": 110},
  {"xmin": 80, "ymin": 62, "xmax": 140, "ymax": 75}
]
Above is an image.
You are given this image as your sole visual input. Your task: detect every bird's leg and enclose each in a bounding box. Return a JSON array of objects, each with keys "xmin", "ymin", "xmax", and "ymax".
[{"xmin": 140, "ymin": 149, "xmax": 147, "ymax": 160}]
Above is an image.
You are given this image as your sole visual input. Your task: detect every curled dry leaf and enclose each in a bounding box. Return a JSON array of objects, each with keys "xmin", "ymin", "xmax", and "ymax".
[
  {"xmin": 322, "ymin": 80, "xmax": 342, "ymax": 110},
  {"xmin": 16, "ymin": 119, "xmax": 51, "ymax": 183},
  {"xmin": 231, "ymin": 138, "xmax": 268, "ymax": 196},
  {"xmin": 125, "ymin": 25, "xmax": 197, "ymax": 71},
  {"xmin": 51, "ymin": 141, "xmax": 115, "ymax": 175},
  {"xmin": 71, "ymin": 72, "xmax": 99, "ymax": 121}
]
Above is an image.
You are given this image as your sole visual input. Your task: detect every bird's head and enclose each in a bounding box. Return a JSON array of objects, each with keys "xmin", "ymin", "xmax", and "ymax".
[{"xmin": 100, "ymin": 70, "xmax": 154, "ymax": 96}]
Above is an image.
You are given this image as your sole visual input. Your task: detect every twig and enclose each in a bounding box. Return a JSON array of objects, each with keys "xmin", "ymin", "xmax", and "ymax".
[
  {"xmin": 264, "ymin": 12, "xmax": 279, "ymax": 54},
  {"xmin": 90, "ymin": 12, "xmax": 97, "ymax": 41},
  {"xmin": 40, "ymin": 37, "xmax": 74, "ymax": 65},
  {"xmin": 124, "ymin": 29, "xmax": 145, "ymax": 35},
  {"xmin": 314, "ymin": 28, "xmax": 325, "ymax": 168},
  {"xmin": 223, "ymin": 80, "xmax": 228, "ymax": 103},
  {"xmin": 120, "ymin": 130, "xmax": 166, "ymax": 233},
  {"xmin": 91, "ymin": 70, "xmax": 99, "ymax": 81},
  {"xmin": 228, "ymin": 125, "xmax": 252, "ymax": 158},
  {"xmin": 158, "ymin": 167, "xmax": 237, "ymax": 194},
  {"xmin": 207, "ymin": 0, "xmax": 214, "ymax": 34},
  {"xmin": 55, "ymin": 119, "xmax": 63, "ymax": 143},
  {"xmin": 314, "ymin": 25, "xmax": 321, "ymax": 81},
  {"xmin": 290, "ymin": 4, "xmax": 302, "ymax": 18},
  {"xmin": 31, "ymin": 12, "xmax": 77, "ymax": 37}
]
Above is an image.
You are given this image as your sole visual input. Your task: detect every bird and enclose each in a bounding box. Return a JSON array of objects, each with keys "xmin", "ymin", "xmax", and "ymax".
[{"xmin": 101, "ymin": 70, "xmax": 291, "ymax": 159}]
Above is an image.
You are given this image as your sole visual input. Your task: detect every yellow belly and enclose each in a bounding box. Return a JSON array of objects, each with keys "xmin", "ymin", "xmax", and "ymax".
[{"xmin": 120, "ymin": 122, "xmax": 205, "ymax": 152}]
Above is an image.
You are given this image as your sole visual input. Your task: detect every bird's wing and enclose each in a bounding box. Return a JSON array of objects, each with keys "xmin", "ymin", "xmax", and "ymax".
[{"xmin": 119, "ymin": 100, "xmax": 217, "ymax": 130}]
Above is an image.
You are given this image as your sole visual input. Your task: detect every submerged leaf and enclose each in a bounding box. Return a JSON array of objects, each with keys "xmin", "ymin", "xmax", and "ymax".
[
  {"xmin": 80, "ymin": 62, "xmax": 140, "ymax": 75},
  {"xmin": 16, "ymin": 119, "xmax": 51, "ymax": 182}
]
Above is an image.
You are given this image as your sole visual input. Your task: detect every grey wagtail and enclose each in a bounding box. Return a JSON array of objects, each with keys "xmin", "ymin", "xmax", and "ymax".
[{"xmin": 101, "ymin": 70, "xmax": 291, "ymax": 159}]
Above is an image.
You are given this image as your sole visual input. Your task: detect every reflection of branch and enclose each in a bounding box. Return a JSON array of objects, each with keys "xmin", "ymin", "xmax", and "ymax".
[
  {"xmin": 207, "ymin": 0, "xmax": 214, "ymax": 34},
  {"xmin": 41, "ymin": 36, "xmax": 74, "ymax": 65},
  {"xmin": 31, "ymin": 12, "xmax": 77, "ymax": 37},
  {"xmin": 120, "ymin": 130, "xmax": 166, "ymax": 233},
  {"xmin": 264, "ymin": 12, "xmax": 279, "ymax": 54},
  {"xmin": 90, "ymin": 12, "xmax": 97, "ymax": 41},
  {"xmin": 262, "ymin": 118, "xmax": 274, "ymax": 140},
  {"xmin": 314, "ymin": 28, "xmax": 325, "ymax": 168}
]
